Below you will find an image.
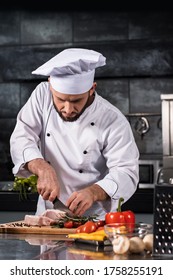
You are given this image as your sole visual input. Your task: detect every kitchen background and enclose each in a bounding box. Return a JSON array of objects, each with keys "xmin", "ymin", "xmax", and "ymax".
[{"xmin": 0, "ymin": 5, "xmax": 173, "ymax": 221}]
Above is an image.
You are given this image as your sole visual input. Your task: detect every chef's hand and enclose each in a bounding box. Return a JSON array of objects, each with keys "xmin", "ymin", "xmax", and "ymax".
[
  {"xmin": 66, "ymin": 184, "xmax": 108, "ymax": 216},
  {"xmin": 26, "ymin": 158, "xmax": 60, "ymax": 201}
]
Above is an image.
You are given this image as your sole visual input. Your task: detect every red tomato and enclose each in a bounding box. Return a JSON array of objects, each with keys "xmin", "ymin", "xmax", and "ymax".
[
  {"xmin": 64, "ymin": 220, "xmax": 74, "ymax": 228},
  {"xmin": 96, "ymin": 226, "xmax": 104, "ymax": 231},
  {"xmin": 77, "ymin": 221, "xmax": 97, "ymax": 233},
  {"xmin": 76, "ymin": 224, "xmax": 84, "ymax": 233},
  {"xmin": 105, "ymin": 212, "xmax": 125, "ymax": 224},
  {"xmin": 81, "ymin": 221, "xmax": 97, "ymax": 233},
  {"xmin": 73, "ymin": 221, "xmax": 82, "ymax": 228},
  {"xmin": 95, "ymin": 220, "xmax": 105, "ymax": 228}
]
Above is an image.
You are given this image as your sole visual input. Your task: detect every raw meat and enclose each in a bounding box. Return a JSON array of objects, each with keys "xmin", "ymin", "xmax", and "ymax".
[
  {"xmin": 42, "ymin": 209, "xmax": 66, "ymax": 220},
  {"xmin": 24, "ymin": 215, "xmax": 55, "ymax": 226},
  {"xmin": 24, "ymin": 209, "xmax": 66, "ymax": 226}
]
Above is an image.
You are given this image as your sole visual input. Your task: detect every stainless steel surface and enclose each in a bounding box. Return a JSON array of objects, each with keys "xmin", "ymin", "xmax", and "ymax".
[
  {"xmin": 0, "ymin": 214, "xmax": 156, "ymax": 260},
  {"xmin": 134, "ymin": 117, "xmax": 150, "ymax": 136},
  {"xmin": 53, "ymin": 198, "xmax": 74, "ymax": 216},
  {"xmin": 126, "ymin": 113, "xmax": 161, "ymax": 117},
  {"xmin": 157, "ymin": 167, "xmax": 173, "ymax": 185},
  {"xmin": 169, "ymin": 178, "xmax": 173, "ymax": 185},
  {"xmin": 0, "ymin": 181, "xmax": 14, "ymax": 191},
  {"xmin": 161, "ymin": 94, "xmax": 173, "ymax": 167},
  {"xmin": 138, "ymin": 159, "xmax": 161, "ymax": 189},
  {"xmin": 0, "ymin": 233, "xmax": 155, "ymax": 260},
  {"xmin": 153, "ymin": 184, "xmax": 173, "ymax": 257}
]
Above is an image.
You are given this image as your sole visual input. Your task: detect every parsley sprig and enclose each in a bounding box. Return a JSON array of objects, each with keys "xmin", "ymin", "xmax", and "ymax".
[{"xmin": 13, "ymin": 175, "xmax": 38, "ymax": 200}]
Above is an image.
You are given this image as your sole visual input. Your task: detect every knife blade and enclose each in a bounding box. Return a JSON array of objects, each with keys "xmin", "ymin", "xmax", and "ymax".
[{"xmin": 53, "ymin": 197, "xmax": 74, "ymax": 216}]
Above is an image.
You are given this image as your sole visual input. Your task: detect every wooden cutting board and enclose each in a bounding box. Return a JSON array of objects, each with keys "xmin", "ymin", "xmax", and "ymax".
[{"xmin": 0, "ymin": 220, "xmax": 76, "ymax": 235}]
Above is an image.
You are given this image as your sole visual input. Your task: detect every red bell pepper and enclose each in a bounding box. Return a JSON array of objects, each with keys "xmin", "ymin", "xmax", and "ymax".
[{"xmin": 105, "ymin": 197, "xmax": 135, "ymax": 225}]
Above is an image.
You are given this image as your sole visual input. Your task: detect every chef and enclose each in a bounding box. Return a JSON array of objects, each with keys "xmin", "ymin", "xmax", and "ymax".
[{"xmin": 10, "ymin": 48, "xmax": 139, "ymax": 219}]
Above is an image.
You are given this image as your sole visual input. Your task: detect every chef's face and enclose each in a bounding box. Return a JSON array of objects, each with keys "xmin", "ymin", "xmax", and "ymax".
[{"xmin": 50, "ymin": 82, "xmax": 96, "ymax": 122}]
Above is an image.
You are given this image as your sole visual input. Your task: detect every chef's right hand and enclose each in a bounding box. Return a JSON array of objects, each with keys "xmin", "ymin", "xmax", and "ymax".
[
  {"xmin": 37, "ymin": 170, "xmax": 60, "ymax": 202},
  {"xmin": 26, "ymin": 158, "xmax": 60, "ymax": 202}
]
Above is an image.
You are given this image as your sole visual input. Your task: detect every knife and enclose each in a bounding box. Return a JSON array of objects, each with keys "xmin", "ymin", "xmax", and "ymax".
[{"xmin": 53, "ymin": 197, "xmax": 74, "ymax": 216}]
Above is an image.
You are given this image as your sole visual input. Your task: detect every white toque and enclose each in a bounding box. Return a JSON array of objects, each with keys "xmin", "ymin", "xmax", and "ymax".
[{"xmin": 32, "ymin": 48, "xmax": 106, "ymax": 94}]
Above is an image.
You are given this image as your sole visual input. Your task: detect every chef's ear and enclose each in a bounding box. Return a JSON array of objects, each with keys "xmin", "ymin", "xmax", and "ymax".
[{"xmin": 89, "ymin": 82, "xmax": 97, "ymax": 95}]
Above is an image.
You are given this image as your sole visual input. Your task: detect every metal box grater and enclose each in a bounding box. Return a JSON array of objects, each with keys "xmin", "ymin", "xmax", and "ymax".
[{"xmin": 153, "ymin": 184, "xmax": 173, "ymax": 256}]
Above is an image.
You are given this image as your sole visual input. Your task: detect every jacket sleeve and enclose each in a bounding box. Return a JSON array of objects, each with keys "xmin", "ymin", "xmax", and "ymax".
[
  {"xmin": 10, "ymin": 83, "xmax": 46, "ymax": 177},
  {"xmin": 96, "ymin": 116, "xmax": 139, "ymax": 213}
]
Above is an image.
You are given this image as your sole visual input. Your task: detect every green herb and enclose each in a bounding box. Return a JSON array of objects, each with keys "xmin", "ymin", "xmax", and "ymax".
[
  {"xmin": 64, "ymin": 213, "xmax": 98, "ymax": 222},
  {"xmin": 13, "ymin": 175, "xmax": 38, "ymax": 200},
  {"xmin": 52, "ymin": 214, "xmax": 99, "ymax": 228}
]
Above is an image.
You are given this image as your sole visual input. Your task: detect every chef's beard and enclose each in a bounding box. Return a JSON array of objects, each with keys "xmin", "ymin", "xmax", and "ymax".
[{"xmin": 53, "ymin": 93, "xmax": 92, "ymax": 122}]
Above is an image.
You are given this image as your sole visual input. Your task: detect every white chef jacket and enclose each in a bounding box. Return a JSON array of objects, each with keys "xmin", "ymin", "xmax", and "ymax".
[{"xmin": 10, "ymin": 82, "xmax": 139, "ymax": 219}]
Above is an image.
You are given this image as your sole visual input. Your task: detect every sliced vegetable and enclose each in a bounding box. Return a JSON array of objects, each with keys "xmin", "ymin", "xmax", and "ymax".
[
  {"xmin": 68, "ymin": 229, "xmax": 107, "ymax": 241},
  {"xmin": 90, "ymin": 229, "xmax": 105, "ymax": 235}
]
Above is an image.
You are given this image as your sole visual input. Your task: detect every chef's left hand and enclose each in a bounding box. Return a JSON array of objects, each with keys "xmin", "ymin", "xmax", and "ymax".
[{"xmin": 66, "ymin": 184, "xmax": 108, "ymax": 216}]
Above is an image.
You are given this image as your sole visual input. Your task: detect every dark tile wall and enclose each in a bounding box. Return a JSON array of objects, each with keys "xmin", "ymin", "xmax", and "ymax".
[{"xmin": 1, "ymin": 10, "xmax": 173, "ymax": 181}]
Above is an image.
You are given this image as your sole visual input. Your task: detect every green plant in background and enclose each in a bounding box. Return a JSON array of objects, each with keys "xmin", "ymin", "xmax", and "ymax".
[{"xmin": 13, "ymin": 175, "xmax": 38, "ymax": 200}]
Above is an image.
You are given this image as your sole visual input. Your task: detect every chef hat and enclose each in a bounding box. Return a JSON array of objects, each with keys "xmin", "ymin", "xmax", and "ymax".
[{"xmin": 32, "ymin": 48, "xmax": 106, "ymax": 94}]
